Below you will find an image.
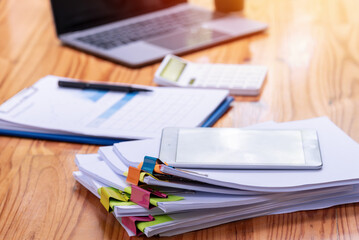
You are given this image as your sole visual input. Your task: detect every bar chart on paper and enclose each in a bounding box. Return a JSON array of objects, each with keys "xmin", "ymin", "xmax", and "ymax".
[{"xmin": 0, "ymin": 75, "xmax": 231, "ymax": 143}]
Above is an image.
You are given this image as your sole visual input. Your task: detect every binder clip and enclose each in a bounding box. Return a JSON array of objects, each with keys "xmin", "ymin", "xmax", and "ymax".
[
  {"xmin": 121, "ymin": 215, "xmax": 154, "ymax": 236},
  {"xmin": 141, "ymin": 156, "xmax": 157, "ymax": 174},
  {"xmin": 126, "ymin": 166, "xmax": 141, "ymax": 186},
  {"xmin": 98, "ymin": 187, "xmax": 129, "ymax": 212},
  {"xmin": 139, "ymin": 156, "xmax": 168, "ymax": 174},
  {"xmin": 130, "ymin": 185, "xmax": 167, "ymax": 209},
  {"xmin": 126, "ymin": 156, "xmax": 168, "ymax": 185}
]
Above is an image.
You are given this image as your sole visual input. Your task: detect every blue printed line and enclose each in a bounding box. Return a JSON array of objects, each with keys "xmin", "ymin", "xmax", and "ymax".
[
  {"xmin": 82, "ymin": 89, "xmax": 108, "ymax": 102},
  {"xmin": 88, "ymin": 92, "xmax": 138, "ymax": 127}
]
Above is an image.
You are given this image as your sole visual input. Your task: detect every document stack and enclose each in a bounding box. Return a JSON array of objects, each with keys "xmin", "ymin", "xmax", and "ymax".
[{"xmin": 73, "ymin": 117, "xmax": 359, "ymax": 237}]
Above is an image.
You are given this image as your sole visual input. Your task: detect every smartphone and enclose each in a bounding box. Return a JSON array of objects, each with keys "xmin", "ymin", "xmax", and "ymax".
[{"xmin": 159, "ymin": 128, "xmax": 323, "ymax": 169}]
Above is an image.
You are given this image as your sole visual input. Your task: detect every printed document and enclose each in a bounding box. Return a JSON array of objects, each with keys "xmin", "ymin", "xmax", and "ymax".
[{"xmin": 0, "ymin": 75, "xmax": 229, "ymax": 139}]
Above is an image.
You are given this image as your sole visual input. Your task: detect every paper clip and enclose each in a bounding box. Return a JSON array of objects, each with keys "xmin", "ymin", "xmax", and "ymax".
[
  {"xmin": 130, "ymin": 185, "xmax": 167, "ymax": 209},
  {"xmin": 121, "ymin": 215, "xmax": 154, "ymax": 236},
  {"xmin": 126, "ymin": 166, "xmax": 141, "ymax": 185}
]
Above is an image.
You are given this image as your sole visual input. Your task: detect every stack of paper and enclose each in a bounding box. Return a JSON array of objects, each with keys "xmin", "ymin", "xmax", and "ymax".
[{"xmin": 73, "ymin": 117, "xmax": 359, "ymax": 237}]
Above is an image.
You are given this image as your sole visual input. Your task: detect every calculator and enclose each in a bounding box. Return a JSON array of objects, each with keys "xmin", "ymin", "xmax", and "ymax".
[{"xmin": 154, "ymin": 55, "xmax": 268, "ymax": 96}]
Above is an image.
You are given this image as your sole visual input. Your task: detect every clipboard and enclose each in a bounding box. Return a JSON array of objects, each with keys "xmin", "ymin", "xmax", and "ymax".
[{"xmin": 0, "ymin": 96, "xmax": 233, "ymax": 145}]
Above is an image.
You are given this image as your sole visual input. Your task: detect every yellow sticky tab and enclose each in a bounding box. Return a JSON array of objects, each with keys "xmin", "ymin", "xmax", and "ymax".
[
  {"xmin": 139, "ymin": 172, "xmax": 147, "ymax": 182},
  {"xmin": 140, "ymin": 171, "xmax": 161, "ymax": 182},
  {"xmin": 124, "ymin": 186, "xmax": 132, "ymax": 195},
  {"xmin": 126, "ymin": 166, "xmax": 141, "ymax": 185},
  {"xmin": 99, "ymin": 187, "xmax": 129, "ymax": 212}
]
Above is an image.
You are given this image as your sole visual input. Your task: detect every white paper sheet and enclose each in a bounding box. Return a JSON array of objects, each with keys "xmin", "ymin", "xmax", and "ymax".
[
  {"xmin": 73, "ymin": 157, "xmax": 352, "ymax": 217},
  {"xmin": 114, "ymin": 117, "xmax": 359, "ymax": 192},
  {"xmin": 75, "ymin": 154, "xmax": 130, "ymax": 190},
  {"xmin": 100, "ymin": 146, "xmax": 257, "ymax": 195},
  {"xmin": 145, "ymin": 185, "xmax": 359, "ymax": 237},
  {"xmin": 0, "ymin": 75, "xmax": 229, "ymax": 139},
  {"xmin": 74, "ymin": 160, "xmax": 358, "ymax": 237},
  {"xmin": 158, "ymin": 190, "xmax": 359, "ymax": 237},
  {"xmin": 73, "ymin": 168, "xmax": 353, "ymax": 229}
]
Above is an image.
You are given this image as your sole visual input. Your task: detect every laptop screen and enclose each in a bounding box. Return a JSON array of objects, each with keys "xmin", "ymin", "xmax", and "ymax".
[{"xmin": 50, "ymin": 0, "xmax": 187, "ymax": 35}]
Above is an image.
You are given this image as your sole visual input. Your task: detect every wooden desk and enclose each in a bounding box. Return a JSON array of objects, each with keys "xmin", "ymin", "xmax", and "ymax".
[{"xmin": 1, "ymin": 0, "xmax": 359, "ymax": 239}]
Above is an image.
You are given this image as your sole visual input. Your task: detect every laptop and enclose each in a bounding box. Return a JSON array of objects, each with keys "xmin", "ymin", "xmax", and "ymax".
[{"xmin": 50, "ymin": 0, "xmax": 267, "ymax": 68}]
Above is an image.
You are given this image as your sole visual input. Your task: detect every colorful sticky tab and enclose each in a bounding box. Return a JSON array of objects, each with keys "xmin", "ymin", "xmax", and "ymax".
[
  {"xmin": 154, "ymin": 164, "xmax": 164, "ymax": 174},
  {"xmin": 99, "ymin": 187, "xmax": 129, "ymax": 212},
  {"xmin": 144, "ymin": 186, "xmax": 167, "ymax": 198},
  {"xmin": 130, "ymin": 185, "xmax": 152, "ymax": 209},
  {"xmin": 149, "ymin": 194, "xmax": 184, "ymax": 207},
  {"xmin": 143, "ymin": 156, "xmax": 169, "ymax": 174},
  {"xmin": 130, "ymin": 185, "xmax": 168, "ymax": 209},
  {"xmin": 141, "ymin": 156, "xmax": 157, "ymax": 174},
  {"xmin": 137, "ymin": 162, "xmax": 143, "ymax": 169},
  {"xmin": 136, "ymin": 215, "xmax": 173, "ymax": 233},
  {"xmin": 126, "ymin": 166, "xmax": 141, "ymax": 185},
  {"xmin": 121, "ymin": 215, "xmax": 154, "ymax": 236}
]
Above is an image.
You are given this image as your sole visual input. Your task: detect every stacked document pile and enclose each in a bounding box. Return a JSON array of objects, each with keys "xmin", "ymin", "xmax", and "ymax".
[{"xmin": 73, "ymin": 117, "xmax": 359, "ymax": 237}]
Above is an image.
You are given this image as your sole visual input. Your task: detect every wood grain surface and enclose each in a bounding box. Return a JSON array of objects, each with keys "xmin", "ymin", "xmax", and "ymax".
[{"xmin": 1, "ymin": 0, "xmax": 359, "ymax": 239}]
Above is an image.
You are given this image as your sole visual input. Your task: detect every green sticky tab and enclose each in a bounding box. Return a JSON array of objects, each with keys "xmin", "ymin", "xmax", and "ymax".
[
  {"xmin": 136, "ymin": 215, "xmax": 173, "ymax": 232},
  {"xmin": 109, "ymin": 199, "xmax": 136, "ymax": 209},
  {"xmin": 149, "ymin": 194, "xmax": 184, "ymax": 207},
  {"xmin": 124, "ymin": 186, "xmax": 132, "ymax": 195},
  {"xmin": 99, "ymin": 187, "xmax": 130, "ymax": 212}
]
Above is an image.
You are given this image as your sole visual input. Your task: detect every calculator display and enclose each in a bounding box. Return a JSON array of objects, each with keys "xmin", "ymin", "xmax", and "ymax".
[{"xmin": 160, "ymin": 57, "xmax": 187, "ymax": 82}]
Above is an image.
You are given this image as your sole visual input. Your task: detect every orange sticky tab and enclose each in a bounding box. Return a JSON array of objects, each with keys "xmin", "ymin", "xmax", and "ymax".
[
  {"xmin": 137, "ymin": 162, "xmax": 143, "ymax": 169},
  {"xmin": 126, "ymin": 166, "xmax": 141, "ymax": 185},
  {"xmin": 154, "ymin": 165, "xmax": 163, "ymax": 174},
  {"xmin": 154, "ymin": 161, "xmax": 168, "ymax": 174}
]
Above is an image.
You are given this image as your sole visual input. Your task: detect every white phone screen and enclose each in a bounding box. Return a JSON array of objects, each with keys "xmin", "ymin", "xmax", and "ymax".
[{"xmin": 175, "ymin": 129, "xmax": 306, "ymax": 165}]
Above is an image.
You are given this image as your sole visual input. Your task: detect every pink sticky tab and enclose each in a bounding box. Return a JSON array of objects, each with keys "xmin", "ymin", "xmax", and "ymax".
[
  {"xmin": 149, "ymin": 189, "xmax": 167, "ymax": 198},
  {"xmin": 130, "ymin": 185, "xmax": 151, "ymax": 209},
  {"xmin": 122, "ymin": 215, "xmax": 154, "ymax": 235}
]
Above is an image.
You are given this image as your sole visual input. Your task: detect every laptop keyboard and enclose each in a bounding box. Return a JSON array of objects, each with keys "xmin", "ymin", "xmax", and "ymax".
[{"xmin": 76, "ymin": 9, "xmax": 215, "ymax": 50}]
